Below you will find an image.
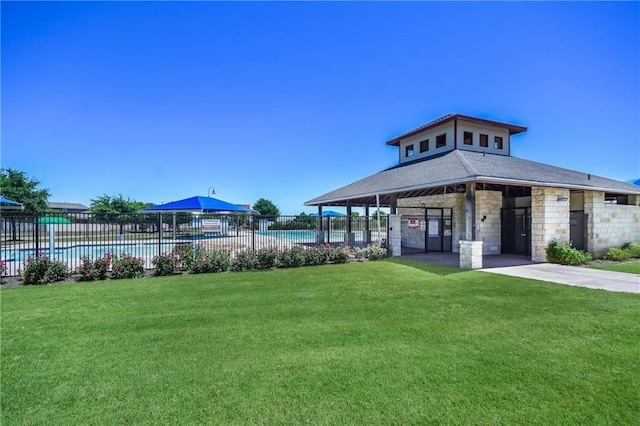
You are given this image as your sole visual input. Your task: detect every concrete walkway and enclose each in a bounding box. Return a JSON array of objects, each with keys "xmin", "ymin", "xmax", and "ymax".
[{"xmin": 483, "ymin": 263, "xmax": 640, "ymax": 294}]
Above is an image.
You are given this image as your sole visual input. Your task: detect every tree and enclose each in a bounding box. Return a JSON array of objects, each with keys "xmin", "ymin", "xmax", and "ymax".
[
  {"xmin": 0, "ymin": 168, "xmax": 51, "ymax": 241},
  {"xmin": 90, "ymin": 194, "xmax": 151, "ymax": 234},
  {"xmin": 0, "ymin": 168, "xmax": 50, "ymax": 212},
  {"xmin": 253, "ymin": 198, "xmax": 280, "ymax": 216}
]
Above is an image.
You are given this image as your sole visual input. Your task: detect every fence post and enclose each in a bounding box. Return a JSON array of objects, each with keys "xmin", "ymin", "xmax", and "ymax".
[
  {"xmin": 251, "ymin": 215, "xmax": 255, "ymax": 249},
  {"xmin": 158, "ymin": 213, "xmax": 162, "ymax": 256},
  {"xmin": 35, "ymin": 213, "xmax": 40, "ymax": 257}
]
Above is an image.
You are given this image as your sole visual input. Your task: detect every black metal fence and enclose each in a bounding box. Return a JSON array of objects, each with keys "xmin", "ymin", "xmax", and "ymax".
[{"xmin": 0, "ymin": 212, "xmax": 388, "ymax": 276}]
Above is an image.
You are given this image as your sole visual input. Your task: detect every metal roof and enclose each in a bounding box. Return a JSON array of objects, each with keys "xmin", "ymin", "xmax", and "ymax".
[
  {"xmin": 144, "ymin": 196, "xmax": 255, "ymax": 214},
  {"xmin": 48, "ymin": 202, "xmax": 90, "ymax": 211},
  {"xmin": 305, "ymin": 150, "xmax": 640, "ymax": 206}
]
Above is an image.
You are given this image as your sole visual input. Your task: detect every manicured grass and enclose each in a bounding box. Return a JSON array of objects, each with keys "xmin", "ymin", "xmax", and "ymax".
[
  {"xmin": 588, "ymin": 260, "xmax": 640, "ymax": 274},
  {"xmin": 2, "ymin": 259, "xmax": 639, "ymax": 424}
]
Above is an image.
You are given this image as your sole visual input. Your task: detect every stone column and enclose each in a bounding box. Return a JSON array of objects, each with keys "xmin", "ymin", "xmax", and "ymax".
[
  {"xmin": 388, "ymin": 214, "xmax": 402, "ymax": 257},
  {"xmin": 531, "ymin": 186, "xmax": 570, "ymax": 262},
  {"xmin": 459, "ymin": 240, "xmax": 483, "ymax": 269}
]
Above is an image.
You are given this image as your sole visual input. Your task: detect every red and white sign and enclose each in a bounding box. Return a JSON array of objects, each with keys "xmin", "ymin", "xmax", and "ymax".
[{"xmin": 202, "ymin": 219, "xmax": 221, "ymax": 232}]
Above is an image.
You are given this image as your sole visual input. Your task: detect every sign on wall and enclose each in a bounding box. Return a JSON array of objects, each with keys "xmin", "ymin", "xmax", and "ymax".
[
  {"xmin": 408, "ymin": 218, "xmax": 420, "ymax": 229},
  {"xmin": 428, "ymin": 219, "xmax": 439, "ymax": 237}
]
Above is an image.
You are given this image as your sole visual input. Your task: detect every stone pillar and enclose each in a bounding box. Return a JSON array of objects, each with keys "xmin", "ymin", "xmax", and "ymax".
[
  {"xmin": 459, "ymin": 240, "xmax": 483, "ymax": 269},
  {"xmin": 388, "ymin": 214, "xmax": 402, "ymax": 257},
  {"xmin": 475, "ymin": 190, "xmax": 502, "ymax": 255},
  {"xmin": 531, "ymin": 186, "xmax": 570, "ymax": 262}
]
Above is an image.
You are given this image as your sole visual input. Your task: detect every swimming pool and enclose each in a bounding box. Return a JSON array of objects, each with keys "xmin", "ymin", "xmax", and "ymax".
[
  {"xmin": 2, "ymin": 242, "xmax": 178, "ymax": 263},
  {"xmin": 256, "ymin": 230, "xmax": 359, "ymax": 242}
]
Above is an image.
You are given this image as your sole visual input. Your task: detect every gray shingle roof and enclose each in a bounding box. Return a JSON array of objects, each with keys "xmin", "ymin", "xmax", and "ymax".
[{"xmin": 305, "ymin": 150, "xmax": 640, "ymax": 206}]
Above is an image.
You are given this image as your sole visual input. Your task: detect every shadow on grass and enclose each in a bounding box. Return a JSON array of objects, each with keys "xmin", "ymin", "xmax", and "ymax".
[{"xmin": 381, "ymin": 257, "xmax": 465, "ymax": 276}]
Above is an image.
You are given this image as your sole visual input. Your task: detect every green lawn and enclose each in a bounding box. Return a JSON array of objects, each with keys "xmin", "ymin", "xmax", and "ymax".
[
  {"xmin": 588, "ymin": 260, "xmax": 640, "ymax": 274},
  {"xmin": 2, "ymin": 259, "xmax": 639, "ymax": 424}
]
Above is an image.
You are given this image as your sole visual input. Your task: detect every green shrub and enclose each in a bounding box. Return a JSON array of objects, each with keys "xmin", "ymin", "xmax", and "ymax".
[
  {"xmin": 230, "ymin": 249, "xmax": 258, "ymax": 272},
  {"xmin": 545, "ymin": 241, "xmax": 593, "ymax": 265},
  {"xmin": 278, "ymin": 246, "xmax": 307, "ymax": 268},
  {"xmin": 111, "ymin": 254, "xmax": 145, "ymax": 279},
  {"xmin": 0, "ymin": 260, "xmax": 6, "ymax": 285},
  {"xmin": 189, "ymin": 249, "xmax": 231, "ymax": 274},
  {"xmin": 152, "ymin": 253, "xmax": 180, "ymax": 276},
  {"xmin": 305, "ymin": 246, "xmax": 331, "ymax": 266},
  {"xmin": 21, "ymin": 256, "xmax": 70, "ymax": 284},
  {"xmin": 605, "ymin": 247, "xmax": 633, "ymax": 261},
  {"xmin": 328, "ymin": 245, "xmax": 350, "ymax": 264},
  {"xmin": 76, "ymin": 254, "xmax": 112, "ymax": 281},
  {"xmin": 622, "ymin": 242, "xmax": 640, "ymax": 258},
  {"xmin": 256, "ymin": 247, "xmax": 278, "ymax": 270},
  {"xmin": 364, "ymin": 244, "xmax": 388, "ymax": 261}
]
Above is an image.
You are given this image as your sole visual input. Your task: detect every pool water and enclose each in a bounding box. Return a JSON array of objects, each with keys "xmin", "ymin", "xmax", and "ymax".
[{"xmin": 2, "ymin": 242, "xmax": 178, "ymax": 263}]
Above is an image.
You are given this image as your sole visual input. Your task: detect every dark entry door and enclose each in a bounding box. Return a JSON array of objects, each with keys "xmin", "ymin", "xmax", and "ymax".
[
  {"xmin": 501, "ymin": 208, "xmax": 530, "ymax": 256},
  {"xmin": 426, "ymin": 208, "xmax": 452, "ymax": 252},
  {"xmin": 570, "ymin": 212, "xmax": 587, "ymax": 251}
]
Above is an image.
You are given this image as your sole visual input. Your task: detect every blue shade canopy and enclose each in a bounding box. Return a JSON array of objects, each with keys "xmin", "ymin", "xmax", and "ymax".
[
  {"xmin": 629, "ymin": 178, "xmax": 640, "ymax": 186},
  {"xmin": 310, "ymin": 210, "xmax": 346, "ymax": 217},
  {"xmin": 0, "ymin": 196, "xmax": 24, "ymax": 210},
  {"xmin": 144, "ymin": 196, "xmax": 254, "ymax": 214}
]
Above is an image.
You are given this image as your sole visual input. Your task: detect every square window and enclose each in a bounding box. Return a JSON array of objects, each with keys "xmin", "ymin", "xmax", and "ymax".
[
  {"xmin": 405, "ymin": 144, "xmax": 414, "ymax": 157},
  {"xmin": 420, "ymin": 139, "xmax": 429, "ymax": 153},
  {"xmin": 463, "ymin": 131, "xmax": 473, "ymax": 145},
  {"xmin": 436, "ymin": 133, "xmax": 446, "ymax": 148},
  {"xmin": 479, "ymin": 134, "xmax": 488, "ymax": 148},
  {"xmin": 494, "ymin": 136, "xmax": 503, "ymax": 149}
]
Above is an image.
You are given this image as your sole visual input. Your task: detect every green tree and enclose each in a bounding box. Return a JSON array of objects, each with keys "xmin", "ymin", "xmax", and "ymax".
[
  {"xmin": 90, "ymin": 194, "xmax": 151, "ymax": 234},
  {"xmin": 0, "ymin": 168, "xmax": 51, "ymax": 241},
  {"xmin": 253, "ymin": 198, "xmax": 280, "ymax": 217},
  {"xmin": 0, "ymin": 168, "xmax": 50, "ymax": 212}
]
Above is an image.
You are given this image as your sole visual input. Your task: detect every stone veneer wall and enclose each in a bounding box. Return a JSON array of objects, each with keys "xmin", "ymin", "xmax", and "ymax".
[
  {"xmin": 397, "ymin": 193, "xmax": 465, "ymax": 252},
  {"xmin": 459, "ymin": 240, "xmax": 483, "ymax": 269},
  {"xmin": 584, "ymin": 191, "xmax": 640, "ymax": 257},
  {"xmin": 474, "ymin": 190, "xmax": 502, "ymax": 255},
  {"xmin": 531, "ymin": 186, "xmax": 570, "ymax": 262}
]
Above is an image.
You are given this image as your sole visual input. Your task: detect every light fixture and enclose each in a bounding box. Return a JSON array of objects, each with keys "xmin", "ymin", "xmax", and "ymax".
[{"xmin": 557, "ymin": 196, "xmax": 569, "ymax": 202}]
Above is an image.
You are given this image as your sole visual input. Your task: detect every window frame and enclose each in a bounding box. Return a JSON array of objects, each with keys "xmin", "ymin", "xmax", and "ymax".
[
  {"xmin": 435, "ymin": 133, "xmax": 447, "ymax": 149},
  {"xmin": 420, "ymin": 139, "xmax": 429, "ymax": 153},
  {"xmin": 494, "ymin": 136, "xmax": 503, "ymax": 149},
  {"xmin": 405, "ymin": 144, "xmax": 414, "ymax": 157},
  {"xmin": 463, "ymin": 131, "xmax": 473, "ymax": 146},
  {"xmin": 479, "ymin": 134, "xmax": 489, "ymax": 148}
]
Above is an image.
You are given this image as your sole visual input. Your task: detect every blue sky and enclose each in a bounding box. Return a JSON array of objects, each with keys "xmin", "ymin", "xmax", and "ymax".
[{"xmin": 2, "ymin": 1, "xmax": 638, "ymax": 214}]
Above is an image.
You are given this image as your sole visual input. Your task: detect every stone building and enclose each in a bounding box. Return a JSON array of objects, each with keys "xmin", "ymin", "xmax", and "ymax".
[{"xmin": 305, "ymin": 113, "xmax": 640, "ymax": 266}]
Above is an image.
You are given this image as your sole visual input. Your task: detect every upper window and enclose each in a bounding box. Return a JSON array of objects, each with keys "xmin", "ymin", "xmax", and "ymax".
[
  {"xmin": 494, "ymin": 136, "xmax": 503, "ymax": 149},
  {"xmin": 405, "ymin": 144, "xmax": 414, "ymax": 157},
  {"xmin": 479, "ymin": 134, "xmax": 489, "ymax": 148},
  {"xmin": 420, "ymin": 139, "xmax": 429, "ymax": 153},
  {"xmin": 436, "ymin": 133, "xmax": 447, "ymax": 148},
  {"xmin": 463, "ymin": 131, "xmax": 473, "ymax": 145}
]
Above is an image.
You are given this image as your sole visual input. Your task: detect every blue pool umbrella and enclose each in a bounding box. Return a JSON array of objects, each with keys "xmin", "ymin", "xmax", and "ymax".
[
  {"xmin": 143, "ymin": 196, "xmax": 255, "ymax": 214},
  {"xmin": 310, "ymin": 210, "xmax": 346, "ymax": 217},
  {"xmin": 0, "ymin": 196, "xmax": 24, "ymax": 210}
]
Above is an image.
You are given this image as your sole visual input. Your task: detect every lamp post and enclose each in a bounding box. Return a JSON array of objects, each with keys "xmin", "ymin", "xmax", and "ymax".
[{"xmin": 208, "ymin": 187, "xmax": 215, "ymax": 197}]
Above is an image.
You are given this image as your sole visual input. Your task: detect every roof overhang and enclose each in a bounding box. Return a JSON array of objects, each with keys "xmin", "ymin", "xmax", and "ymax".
[{"xmin": 305, "ymin": 175, "xmax": 640, "ymax": 207}]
